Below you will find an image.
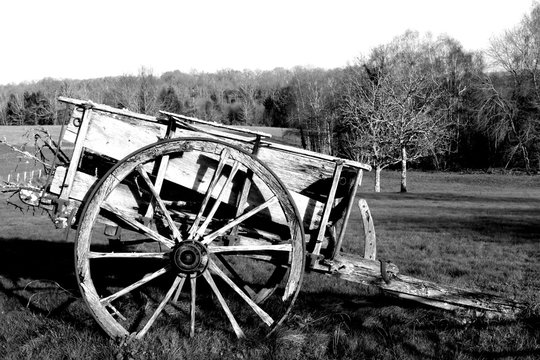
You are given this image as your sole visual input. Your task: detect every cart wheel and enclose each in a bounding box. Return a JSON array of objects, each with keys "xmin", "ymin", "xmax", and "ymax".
[{"xmin": 75, "ymin": 138, "xmax": 305, "ymax": 339}]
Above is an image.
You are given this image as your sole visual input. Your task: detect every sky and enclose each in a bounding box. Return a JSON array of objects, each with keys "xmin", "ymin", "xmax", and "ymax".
[{"xmin": 0, "ymin": 0, "xmax": 535, "ymax": 85}]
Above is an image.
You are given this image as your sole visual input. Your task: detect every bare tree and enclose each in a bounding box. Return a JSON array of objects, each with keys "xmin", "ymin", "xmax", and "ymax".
[
  {"xmin": 137, "ymin": 66, "xmax": 158, "ymax": 115},
  {"xmin": 482, "ymin": 3, "xmax": 540, "ymax": 172},
  {"xmin": 339, "ymin": 31, "xmax": 452, "ymax": 192},
  {"xmin": 291, "ymin": 67, "xmax": 338, "ymax": 154}
]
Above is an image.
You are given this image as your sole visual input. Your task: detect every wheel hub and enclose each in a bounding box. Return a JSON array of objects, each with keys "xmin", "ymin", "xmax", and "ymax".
[{"xmin": 171, "ymin": 240, "xmax": 208, "ymax": 274}]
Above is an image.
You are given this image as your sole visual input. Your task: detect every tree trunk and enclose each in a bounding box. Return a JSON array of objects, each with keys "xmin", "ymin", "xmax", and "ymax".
[
  {"xmin": 374, "ymin": 165, "xmax": 382, "ymax": 192},
  {"xmin": 400, "ymin": 146, "xmax": 407, "ymax": 193}
]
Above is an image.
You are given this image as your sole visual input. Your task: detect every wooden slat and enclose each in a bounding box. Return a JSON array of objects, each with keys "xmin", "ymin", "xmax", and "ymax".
[
  {"xmin": 202, "ymin": 271, "xmax": 245, "ymax": 338},
  {"xmin": 59, "ymin": 108, "xmax": 92, "ymax": 201},
  {"xmin": 311, "ymin": 163, "xmax": 344, "ymax": 259},
  {"xmin": 161, "ymin": 111, "xmax": 272, "ymax": 138},
  {"xmin": 49, "ymin": 166, "xmax": 325, "ymax": 231},
  {"xmin": 136, "ymin": 275, "xmax": 183, "ymax": 339},
  {"xmin": 59, "ymin": 96, "xmax": 158, "ymax": 123},
  {"xmin": 209, "ymin": 260, "xmax": 274, "ymax": 326},
  {"xmin": 333, "ymin": 170, "xmax": 363, "ymax": 259}
]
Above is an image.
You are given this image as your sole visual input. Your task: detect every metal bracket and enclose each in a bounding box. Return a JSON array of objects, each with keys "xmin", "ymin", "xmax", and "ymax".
[
  {"xmin": 221, "ymin": 235, "xmax": 239, "ymax": 246},
  {"xmin": 379, "ymin": 259, "xmax": 399, "ymax": 284}
]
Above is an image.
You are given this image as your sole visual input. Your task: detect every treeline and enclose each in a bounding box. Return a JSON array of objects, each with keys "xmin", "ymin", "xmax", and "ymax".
[{"xmin": 1, "ymin": 5, "xmax": 540, "ymax": 184}]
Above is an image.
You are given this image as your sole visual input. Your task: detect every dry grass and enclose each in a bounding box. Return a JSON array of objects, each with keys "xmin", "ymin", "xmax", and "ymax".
[{"xmin": 0, "ymin": 170, "xmax": 538, "ymax": 359}]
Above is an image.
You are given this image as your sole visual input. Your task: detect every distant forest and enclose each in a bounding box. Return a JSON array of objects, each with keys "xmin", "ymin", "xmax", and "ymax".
[{"xmin": 1, "ymin": 5, "xmax": 540, "ymax": 178}]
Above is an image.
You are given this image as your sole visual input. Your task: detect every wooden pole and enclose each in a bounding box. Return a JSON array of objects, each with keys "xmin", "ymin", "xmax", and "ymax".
[{"xmin": 333, "ymin": 169, "xmax": 363, "ymax": 259}]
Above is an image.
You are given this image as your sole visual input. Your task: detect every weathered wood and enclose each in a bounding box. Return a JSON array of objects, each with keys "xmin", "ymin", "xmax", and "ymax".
[
  {"xmin": 328, "ymin": 253, "xmax": 524, "ymax": 320},
  {"xmin": 202, "ymin": 270, "xmax": 245, "ymax": 338},
  {"xmin": 172, "ymin": 274, "xmax": 187, "ymax": 304},
  {"xmin": 311, "ymin": 162, "xmax": 343, "ymax": 261},
  {"xmin": 74, "ymin": 137, "xmax": 305, "ymax": 340},
  {"xmin": 194, "ymin": 160, "xmax": 241, "ymax": 239},
  {"xmin": 209, "ymin": 260, "xmax": 274, "ymax": 326},
  {"xmin": 99, "ymin": 266, "xmax": 169, "ymax": 306},
  {"xmin": 208, "ymin": 244, "xmax": 292, "ymax": 253},
  {"xmin": 333, "ymin": 170, "xmax": 363, "ymax": 258},
  {"xmin": 143, "ymin": 116, "xmax": 176, "ymax": 220},
  {"xmin": 87, "ymin": 251, "xmax": 168, "ymax": 259},
  {"xmin": 162, "ymin": 110, "xmax": 371, "ymax": 171},
  {"xmin": 50, "ymin": 162, "xmax": 325, "ymax": 232},
  {"xmin": 59, "ymin": 107, "xmax": 92, "ymax": 203},
  {"xmin": 136, "ymin": 165, "xmax": 182, "ymax": 241},
  {"xmin": 59, "ymin": 97, "xmax": 158, "ymax": 123},
  {"xmin": 202, "ymin": 196, "xmax": 279, "ymax": 244},
  {"xmin": 189, "ymin": 275, "xmax": 196, "ymax": 337},
  {"xmin": 359, "ymin": 199, "xmax": 376, "ymax": 260},
  {"xmin": 62, "ymin": 106, "xmax": 361, "ymax": 203},
  {"xmin": 161, "ymin": 110, "xmax": 272, "ymax": 138},
  {"xmin": 188, "ymin": 149, "xmax": 233, "ymax": 238},
  {"xmin": 136, "ymin": 275, "xmax": 183, "ymax": 339}
]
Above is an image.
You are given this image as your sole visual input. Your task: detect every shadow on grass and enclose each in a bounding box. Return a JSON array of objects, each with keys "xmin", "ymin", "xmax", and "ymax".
[
  {"xmin": 360, "ymin": 191, "xmax": 540, "ymax": 205},
  {"xmin": 0, "ymin": 237, "xmax": 537, "ymax": 359},
  {"xmin": 292, "ymin": 290, "xmax": 540, "ymax": 359},
  {"xmin": 0, "ymin": 238, "xmax": 76, "ymax": 288}
]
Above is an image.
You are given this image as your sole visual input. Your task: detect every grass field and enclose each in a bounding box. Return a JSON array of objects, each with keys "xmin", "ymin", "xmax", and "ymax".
[{"xmin": 0, "ymin": 166, "xmax": 538, "ymax": 358}]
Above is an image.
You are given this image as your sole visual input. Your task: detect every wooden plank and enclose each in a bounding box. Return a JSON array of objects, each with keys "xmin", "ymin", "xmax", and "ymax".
[
  {"xmin": 359, "ymin": 199, "xmax": 377, "ymax": 260},
  {"xmin": 59, "ymin": 96, "xmax": 158, "ymax": 123},
  {"xmin": 161, "ymin": 110, "xmax": 371, "ymax": 171},
  {"xmin": 333, "ymin": 170, "xmax": 363, "ymax": 258},
  {"xmin": 59, "ymin": 108, "xmax": 92, "ymax": 201},
  {"xmin": 311, "ymin": 163, "xmax": 343, "ymax": 260},
  {"xmin": 161, "ymin": 111, "xmax": 272, "ymax": 138},
  {"xmin": 50, "ymin": 165, "xmax": 324, "ymax": 231},
  {"xmin": 259, "ymin": 141, "xmax": 371, "ymax": 171},
  {"xmin": 329, "ymin": 253, "xmax": 524, "ymax": 320}
]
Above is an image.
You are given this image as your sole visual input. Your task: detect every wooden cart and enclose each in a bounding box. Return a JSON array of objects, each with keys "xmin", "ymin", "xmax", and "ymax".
[{"xmin": 13, "ymin": 97, "xmax": 522, "ymax": 340}]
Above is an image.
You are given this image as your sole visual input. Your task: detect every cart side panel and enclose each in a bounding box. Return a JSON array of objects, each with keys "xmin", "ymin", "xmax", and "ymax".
[
  {"xmin": 50, "ymin": 108, "xmax": 327, "ymax": 230},
  {"xmin": 67, "ymin": 109, "xmax": 354, "ymax": 197},
  {"xmin": 50, "ymin": 165, "xmax": 325, "ymax": 231}
]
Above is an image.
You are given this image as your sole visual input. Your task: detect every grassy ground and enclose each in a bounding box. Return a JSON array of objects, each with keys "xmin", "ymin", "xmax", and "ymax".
[{"xmin": 0, "ymin": 170, "xmax": 538, "ymax": 359}]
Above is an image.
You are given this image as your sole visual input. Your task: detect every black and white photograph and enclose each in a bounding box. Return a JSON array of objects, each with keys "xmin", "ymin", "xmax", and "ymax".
[{"xmin": 0, "ymin": 1, "xmax": 538, "ymax": 359}]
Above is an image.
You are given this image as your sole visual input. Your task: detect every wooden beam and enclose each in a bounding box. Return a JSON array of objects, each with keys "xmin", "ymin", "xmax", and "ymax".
[{"xmin": 359, "ymin": 199, "xmax": 376, "ymax": 260}]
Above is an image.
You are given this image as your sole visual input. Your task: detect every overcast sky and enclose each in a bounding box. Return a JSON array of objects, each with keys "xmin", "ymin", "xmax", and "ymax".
[{"xmin": 0, "ymin": 0, "xmax": 534, "ymax": 85}]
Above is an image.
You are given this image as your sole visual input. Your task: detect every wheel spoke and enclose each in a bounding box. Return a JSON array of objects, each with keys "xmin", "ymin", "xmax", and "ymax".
[
  {"xmin": 88, "ymin": 251, "xmax": 168, "ymax": 259},
  {"xmin": 209, "ymin": 244, "xmax": 292, "ymax": 253},
  {"xmin": 202, "ymin": 270, "xmax": 245, "ymax": 338},
  {"xmin": 252, "ymin": 266, "xmax": 288, "ymax": 303},
  {"xmin": 201, "ymin": 196, "xmax": 278, "ymax": 245},
  {"xmin": 102, "ymin": 203, "xmax": 175, "ymax": 248},
  {"xmin": 209, "ymin": 260, "xmax": 274, "ymax": 326},
  {"xmin": 100, "ymin": 266, "xmax": 169, "ymax": 305},
  {"xmin": 107, "ymin": 304, "xmax": 127, "ymax": 321},
  {"xmin": 172, "ymin": 274, "xmax": 187, "ymax": 303},
  {"xmin": 136, "ymin": 275, "xmax": 183, "ymax": 339},
  {"xmin": 136, "ymin": 165, "xmax": 182, "ymax": 242},
  {"xmin": 190, "ymin": 274, "xmax": 196, "ymax": 337},
  {"xmin": 193, "ymin": 161, "xmax": 240, "ymax": 239},
  {"xmin": 215, "ymin": 254, "xmax": 257, "ymax": 299},
  {"xmin": 189, "ymin": 148, "xmax": 231, "ymax": 237}
]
